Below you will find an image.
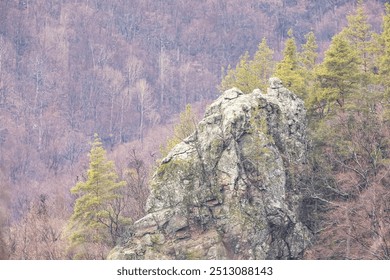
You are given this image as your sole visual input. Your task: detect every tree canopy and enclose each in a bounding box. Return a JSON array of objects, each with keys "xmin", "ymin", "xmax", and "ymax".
[
  {"xmin": 219, "ymin": 38, "xmax": 274, "ymax": 94},
  {"xmin": 275, "ymin": 29, "xmax": 304, "ymax": 94},
  {"xmin": 314, "ymin": 33, "xmax": 360, "ymax": 111},
  {"xmin": 160, "ymin": 104, "xmax": 197, "ymax": 158}
]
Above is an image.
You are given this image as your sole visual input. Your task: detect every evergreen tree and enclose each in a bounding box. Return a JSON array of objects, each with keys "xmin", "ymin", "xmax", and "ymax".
[
  {"xmin": 275, "ymin": 29, "xmax": 304, "ymax": 94},
  {"xmin": 300, "ymin": 31, "xmax": 318, "ymax": 103},
  {"xmin": 313, "ymin": 33, "xmax": 360, "ymax": 112},
  {"xmin": 339, "ymin": 1, "xmax": 383, "ymax": 115},
  {"xmin": 219, "ymin": 51, "xmax": 256, "ymax": 93},
  {"xmin": 249, "ymin": 38, "xmax": 275, "ymax": 92},
  {"xmin": 380, "ymin": 3, "xmax": 390, "ymax": 93},
  {"xmin": 342, "ymin": 0, "xmax": 372, "ymax": 74},
  {"xmin": 233, "ymin": 51, "xmax": 258, "ymax": 93},
  {"xmin": 300, "ymin": 31, "xmax": 318, "ymax": 73},
  {"xmin": 160, "ymin": 104, "xmax": 197, "ymax": 157},
  {"xmin": 219, "ymin": 64, "xmax": 236, "ymax": 93},
  {"xmin": 219, "ymin": 38, "xmax": 275, "ymax": 94},
  {"xmin": 67, "ymin": 134, "xmax": 127, "ymax": 258},
  {"xmin": 379, "ymin": 3, "xmax": 390, "ymax": 119}
]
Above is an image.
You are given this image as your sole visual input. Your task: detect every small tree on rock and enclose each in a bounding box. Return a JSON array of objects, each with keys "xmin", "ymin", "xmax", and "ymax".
[
  {"xmin": 219, "ymin": 39, "xmax": 275, "ymax": 94},
  {"xmin": 275, "ymin": 29, "xmax": 304, "ymax": 94},
  {"xmin": 160, "ymin": 104, "xmax": 197, "ymax": 158}
]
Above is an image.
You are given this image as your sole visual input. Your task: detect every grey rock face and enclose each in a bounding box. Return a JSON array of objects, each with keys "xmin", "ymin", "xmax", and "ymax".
[{"xmin": 108, "ymin": 78, "xmax": 311, "ymax": 260}]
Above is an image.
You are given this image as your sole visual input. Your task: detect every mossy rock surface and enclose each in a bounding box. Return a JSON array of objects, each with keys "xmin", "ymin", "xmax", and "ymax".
[{"xmin": 109, "ymin": 78, "xmax": 311, "ymax": 260}]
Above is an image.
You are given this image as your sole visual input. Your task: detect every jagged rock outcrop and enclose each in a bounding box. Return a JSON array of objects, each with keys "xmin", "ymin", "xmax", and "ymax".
[{"xmin": 109, "ymin": 77, "xmax": 311, "ymax": 260}]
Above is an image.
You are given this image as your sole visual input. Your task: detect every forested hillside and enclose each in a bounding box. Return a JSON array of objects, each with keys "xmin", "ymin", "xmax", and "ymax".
[{"xmin": 0, "ymin": 0, "xmax": 388, "ymax": 259}]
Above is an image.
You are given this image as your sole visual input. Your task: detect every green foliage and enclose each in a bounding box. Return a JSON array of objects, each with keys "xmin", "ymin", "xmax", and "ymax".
[
  {"xmin": 341, "ymin": 0, "xmax": 374, "ymax": 86},
  {"xmin": 67, "ymin": 134, "xmax": 127, "ymax": 257},
  {"xmin": 312, "ymin": 33, "xmax": 360, "ymax": 112},
  {"xmin": 275, "ymin": 29, "xmax": 304, "ymax": 94},
  {"xmin": 219, "ymin": 51, "xmax": 256, "ymax": 93},
  {"xmin": 343, "ymin": 0, "xmax": 372, "ymax": 65},
  {"xmin": 380, "ymin": 4, "xmax": 390, "ymax": 93},
  {"xmin": 250, "ymin": 38, "xmax": 275, "ymax": 92},
  {"xmin": 305, "ymin": 90, "xmax": 390, "ymax": 258},
  {"xmin": 300, "ymin": 31, "xmax": 318, "ymax": 72},
  {"xmin": 215, "ymin": 1, "xmax": 390, "ymax": 260},
  {"xmin": 233, "ymin": 51, "xmax": 258, "ymax": 93},
  {"xmin": 378, "ymin": 3, "xmax": 390, "ymax": 120},
  {"xmin": 300, "ymin": 31, "xmax": 319, "ymax": 104},
  {"xmin": 160, "ymin": 104, "xmax": 197, "ymax": 157},
  {"xmin": 219, "ymin": 38, "xmax": 274, "ymax": 93},
  {"xmin": 301, "ymin": 3, "xmax": 390, "ymax": 260},
  {"xmin": 219, "ymin": 64, "xmax": 236, "ymax": 92}
]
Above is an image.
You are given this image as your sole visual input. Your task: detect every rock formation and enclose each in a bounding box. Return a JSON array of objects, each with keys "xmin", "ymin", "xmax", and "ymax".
[{"xmin": 109, "ymin": 77, "xmax": 311, "ymax": 260}]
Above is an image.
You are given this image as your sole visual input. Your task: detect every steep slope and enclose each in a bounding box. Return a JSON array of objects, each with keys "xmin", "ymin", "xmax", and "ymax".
[{"xmin": 109, "ymin": 78, "xmax": 311, "ymax": 260}]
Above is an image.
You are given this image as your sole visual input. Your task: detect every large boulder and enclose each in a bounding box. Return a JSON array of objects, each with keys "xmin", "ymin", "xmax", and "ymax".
[{"xmin": 109, "ymin": 77, "xmax": 311, "ymax": 260}]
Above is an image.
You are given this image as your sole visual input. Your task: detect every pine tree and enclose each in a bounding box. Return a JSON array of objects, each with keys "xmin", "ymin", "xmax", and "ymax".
[
  {"xmin": 234, "ymin": 51, "xmax": 258, "ymax": 93},
  {"xmin": 67, "ymin": 134, "xmax": 127, "ymax": 258},
  {"xmin": 300, "ymin": 31, "xmax": 318, "ymax": 73},
  {"xmin": 160, "ymin": 104, "xmax": 197, "ymax": 157},
  {"xmin": 219, "ymin": 51, "xmax": 257, "ymax": 93},
  {"xmin": 219, "ymin": 64, "xmax": 236, "ymax": 93},
  {"xmin": 249, "ymin": 38, "xmax": 275, "ymax": 92},
  {"xmin": 300, "ymin": 31, "xmax": 318, "ymax": 103},
  {"xmin": 275, "ymin": 29, "xmax": 304, "ymax": 94},
  {"xmin": 379, "ymin": 3, "xmax": 390, "ymax": 119},
  {"xmin": 219, "ymin": 39, "xmax": 275, "ymax": 94},
  {"xmin": 339, "ymin": 1, "xmax": 383, "ymax": 115},
  {"xmin": 380, "ymin": 3, "xmax": 390, "ymax": 92},
  {"xmin": 342, "ymin": 0, "xmax": 372, "ymax": 74},
  {"xmin": 314, "ymin": 33, "xmax": 360, "ymax": 112}
]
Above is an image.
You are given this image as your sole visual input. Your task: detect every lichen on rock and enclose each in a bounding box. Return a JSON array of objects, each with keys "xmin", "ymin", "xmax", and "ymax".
[{"xmin": 108, "ymin": 78, "xmax": 311, "ymax": 260}]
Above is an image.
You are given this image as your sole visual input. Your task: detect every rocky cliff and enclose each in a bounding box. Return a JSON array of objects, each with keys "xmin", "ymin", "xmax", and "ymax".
[{"xmin": 109, "ymin": 78, "xmax": 311, "ymax": 260}]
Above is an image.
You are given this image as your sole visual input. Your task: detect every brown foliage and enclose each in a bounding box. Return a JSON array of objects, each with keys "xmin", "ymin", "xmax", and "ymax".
[
  {"xmin": 303, "ymin": 105, "xmax": 390, "ymax": 259},
  {"xmin": 6, "ymin": 193, "xmax": 70, "ymax": 260},
  {"xmin": 1, "ymin": 158, "xmax": 77, "ymax": 259}
]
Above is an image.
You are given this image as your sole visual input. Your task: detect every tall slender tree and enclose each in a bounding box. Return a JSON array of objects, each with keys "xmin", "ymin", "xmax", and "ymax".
[
  {"xmin": 342, "ymin": 0, "xmax": 372, "ymax": 74},
  {"xmin": 337, "ymin": 0, "xmax": 382, "ymax": 115},
  {"xmin": 379, "ymin": 3, "xmax": 390, "ymax": 120},
  {"xmin": 219, "ymin": 51, "xmax": 256, "ymax": 93},
  {"xmin": 160, "ymin": 104, "xmax": 197, "ymax": 158},
  {"xmin": 249, "ymin": 38, "xmax": 275, "ymax": 93},
  {"xmin": 314, "ymin": 33, "xmax": 360, "ymax": 113},
  {"xmin": 67, "ymin": 134, "xmax": 128, "ymax": 259},
  {"xmin": 219, "ymin": 38, "xmax": 275, "ymax": 94},
  {"xmin": 300, "ymin": 31, "xmax": 318, "ymax": 103},
  {"xmin": 275, "ymin": 29, "xmax": 304, "ymax": 94},
  {"xmin": 380, "ymin": 3, "xmax": 390, "ymax": 93}
]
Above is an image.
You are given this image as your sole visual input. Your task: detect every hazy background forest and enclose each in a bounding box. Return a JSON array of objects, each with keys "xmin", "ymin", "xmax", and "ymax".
[{"xmin": 0, "ymin": 0, "xmax": 389, "ymax": 259}]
